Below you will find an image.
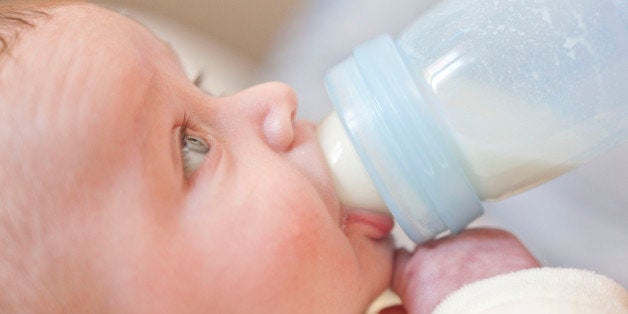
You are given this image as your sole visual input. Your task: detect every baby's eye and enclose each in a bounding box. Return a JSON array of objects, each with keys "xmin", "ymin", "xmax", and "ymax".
[{"xmin": 181, "ymin": 133, "xmax": 210, "ymax": 177}]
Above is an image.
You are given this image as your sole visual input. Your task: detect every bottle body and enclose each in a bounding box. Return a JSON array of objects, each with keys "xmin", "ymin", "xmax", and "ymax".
[
  {"xmin": 319, "ymin": 0, "xmax": 627, "ymax": 243},
  {"xmin": 397, "ymin": 0, "xmax": 627, "ymax": 200}
]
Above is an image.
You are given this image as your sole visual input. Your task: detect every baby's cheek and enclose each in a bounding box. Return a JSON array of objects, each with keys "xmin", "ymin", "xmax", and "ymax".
[
  {"xmin": 256, "ymin": 198, "xmax": 359, "ymax": 309},
  {"xmin": 180, "ymin": 168, "xmax": 357, "ymax": 310}
]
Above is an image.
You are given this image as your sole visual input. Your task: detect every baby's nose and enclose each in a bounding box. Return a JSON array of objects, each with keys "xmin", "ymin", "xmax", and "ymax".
[{"xmin": 246, "ymin": 82, "xmax": 297, "ymax": 152}]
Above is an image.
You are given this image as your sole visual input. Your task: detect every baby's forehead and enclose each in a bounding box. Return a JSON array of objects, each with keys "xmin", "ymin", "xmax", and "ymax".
[
  {"xmin": 0, "ymin": 3, "xmax": 189, "ymax": 165},
  {"xmin": 2, "ymin": 3, "xmax": 184, "ymax": 125},
  {"xmin": 0, "ymin": 3, "xmax": 194, "ymax": 222}
]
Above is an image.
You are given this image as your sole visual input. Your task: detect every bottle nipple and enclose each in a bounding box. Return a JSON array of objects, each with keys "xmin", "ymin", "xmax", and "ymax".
[{"xmin": 316, "ymin": 112, "xmax": 388, "ymax": 213}]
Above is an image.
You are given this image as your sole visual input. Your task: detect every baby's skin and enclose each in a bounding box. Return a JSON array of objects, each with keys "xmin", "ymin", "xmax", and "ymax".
[{"xmin": 0, "ymin": 2, "xmax": 538, "ymax": 313}]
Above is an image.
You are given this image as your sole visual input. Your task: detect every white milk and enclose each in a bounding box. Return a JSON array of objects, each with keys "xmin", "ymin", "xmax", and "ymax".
[
  {"xmin": 440, "ymin": 79, "xmax": 583, "ymax": 200},
  {"xmin": 317, "ymin": 81, "xmax": 583, "ymax": 212}
]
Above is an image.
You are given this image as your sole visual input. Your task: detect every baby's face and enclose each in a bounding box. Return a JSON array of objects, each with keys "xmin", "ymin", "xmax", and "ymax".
[{"xmin": 0, "ymin": 3, "xmax": 394, "ymax": 312}]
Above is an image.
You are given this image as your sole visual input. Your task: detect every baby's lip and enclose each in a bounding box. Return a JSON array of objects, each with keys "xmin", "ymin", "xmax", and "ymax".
[{"xmin": 343, "ymin": 207, "xmax": 395, "ymax": 240}]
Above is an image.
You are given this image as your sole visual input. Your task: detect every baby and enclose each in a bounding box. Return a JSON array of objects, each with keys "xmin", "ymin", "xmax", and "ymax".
[{"xmin": 0, "ymin": 1, "xmax": 625, "ymax": 313}]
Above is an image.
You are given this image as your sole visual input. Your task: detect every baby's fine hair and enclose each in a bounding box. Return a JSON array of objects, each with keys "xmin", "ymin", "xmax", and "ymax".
[
  {"xmin": 1, "ymin": 1, "xmax": 84, "ymax": 56},
  {"xmin": 0, "ymin": 1, "xmax": 51, "ymax": 58}
]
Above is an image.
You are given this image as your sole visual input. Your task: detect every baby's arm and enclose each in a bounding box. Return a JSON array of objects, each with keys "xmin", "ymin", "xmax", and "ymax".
[{"xmin": 384, "ymin": 228, "xmax": 628, "ymax": 314}]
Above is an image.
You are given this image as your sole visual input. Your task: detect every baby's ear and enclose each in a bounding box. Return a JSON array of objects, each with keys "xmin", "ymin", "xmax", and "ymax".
[{"xmin": 390, "ymin": 228, "xmax": 539, "ymax": 314}]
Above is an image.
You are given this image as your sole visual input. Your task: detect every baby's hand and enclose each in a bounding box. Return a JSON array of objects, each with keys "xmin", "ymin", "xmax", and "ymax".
[{"xmin": 382, "ymin": 228, "xmax": 540, "ymax": 314}]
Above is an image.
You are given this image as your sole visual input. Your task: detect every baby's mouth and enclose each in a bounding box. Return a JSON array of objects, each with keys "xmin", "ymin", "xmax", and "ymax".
[
  {"xmin": 342, "ymin": 207, "xmax": 395, "ymax": 240},
  {"xmin": 288, "ymin": 120, "xmax": 394, "ymax": 240}
]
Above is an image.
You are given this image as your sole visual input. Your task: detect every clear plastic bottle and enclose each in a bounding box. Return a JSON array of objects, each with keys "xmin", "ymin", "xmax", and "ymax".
[{"xmin": 316, "ymin": 0, "xmax": 628, "ymax": 243}]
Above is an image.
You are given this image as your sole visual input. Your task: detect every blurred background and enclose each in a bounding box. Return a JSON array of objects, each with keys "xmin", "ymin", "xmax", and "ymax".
[{"xmin": 98, "ymin": 0, "xmax": 627, "ymax": 305}]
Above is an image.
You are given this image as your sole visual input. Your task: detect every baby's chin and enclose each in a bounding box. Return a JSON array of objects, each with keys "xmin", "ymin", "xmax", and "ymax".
[{"xmin": 341, "ymin": 218, "xmax": 395, "ymax": 303}]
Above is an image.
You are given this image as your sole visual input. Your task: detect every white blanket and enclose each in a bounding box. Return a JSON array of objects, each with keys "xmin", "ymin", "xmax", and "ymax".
[{"xmin": 435, "ymin": 268, "xmax": 628, "ymax": 314}]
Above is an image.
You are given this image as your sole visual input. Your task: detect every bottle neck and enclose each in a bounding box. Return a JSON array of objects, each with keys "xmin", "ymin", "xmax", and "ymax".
[
  {"xmin": 316, "ymin": 111, "xmax": 388, "ymax": 212},
  {"xmin": 323, "ymin": 34, "xmax": 484, "ymax": 243}
]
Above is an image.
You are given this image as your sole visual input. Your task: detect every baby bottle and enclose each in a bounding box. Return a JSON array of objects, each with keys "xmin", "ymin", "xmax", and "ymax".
[{"xmin": 316, "ymin": 0, "xmax": 627, "ymax": 243}]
